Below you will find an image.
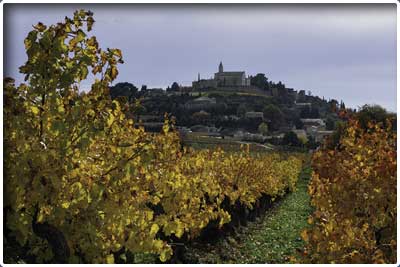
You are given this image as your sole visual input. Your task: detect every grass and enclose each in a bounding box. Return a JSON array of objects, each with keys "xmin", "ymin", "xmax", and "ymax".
[
  {"xmin": 183, "ymin": 165, "xmax": 313, "ymax": 263},
  {"xmin": 182, "ymin": 134, "xmax": 275, "ymax": 153},
  {"xmin": 235, "ymin": 166, "xmax": 313, "ymax": 263}
]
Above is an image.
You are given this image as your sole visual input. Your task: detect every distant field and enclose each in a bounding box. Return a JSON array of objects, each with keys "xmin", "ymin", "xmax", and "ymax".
[{"xmin": 182, "ymin": 134, "xmax": 274, "ymax": 153}]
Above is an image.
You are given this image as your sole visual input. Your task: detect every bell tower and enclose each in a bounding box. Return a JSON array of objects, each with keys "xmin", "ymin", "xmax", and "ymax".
[{"xmin": 218, "ymin": 61, "xmax": 223, "ymax": 73}]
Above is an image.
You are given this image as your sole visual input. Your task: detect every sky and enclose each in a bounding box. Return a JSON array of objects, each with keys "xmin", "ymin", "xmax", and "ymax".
[{"xmin": 4, "ymin": 4, "xmax": 397, "ymax": 111}]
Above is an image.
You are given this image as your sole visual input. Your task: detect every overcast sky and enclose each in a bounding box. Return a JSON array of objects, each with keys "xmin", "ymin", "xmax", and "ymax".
[{"xmin": 4, "ymin": 4, "xmax": 397, "ymax": 111}]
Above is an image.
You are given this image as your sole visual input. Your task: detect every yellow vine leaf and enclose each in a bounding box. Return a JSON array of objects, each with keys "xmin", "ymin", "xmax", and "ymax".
[
  {"xmin": 31, "ymin": 106, "xmax": 40, "ymax": 115},
  {"xmin": 150, "ymin": 224, "xmax": 159, "ymax": 236},
  {"xmin": 105, "ymin": 254, "xmax": 114, "ymax": 264}
]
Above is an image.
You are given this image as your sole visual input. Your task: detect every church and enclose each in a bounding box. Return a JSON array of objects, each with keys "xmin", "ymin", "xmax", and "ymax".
[{"xmin": 192, "ymin": 62, "xmax": 251, "ymax": 89}]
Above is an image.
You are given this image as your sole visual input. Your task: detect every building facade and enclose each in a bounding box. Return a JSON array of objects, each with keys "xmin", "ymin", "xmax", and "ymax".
[{"xmin": 193, "ymin": 62, "xmax": 251, "ymax": 89}]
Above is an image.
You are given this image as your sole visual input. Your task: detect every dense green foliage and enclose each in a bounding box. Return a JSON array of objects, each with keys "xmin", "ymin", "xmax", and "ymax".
[
  {"xmin": 282, "ymin": 131, "xmax": 303, "ymax": 147},
  {"xmin": 109, "ymin": 82, "xmax": 139, "ymax": 102},
  {"xmin": 250, "ymin": 73, "xmax": 269, "ymax": 90},
  {"xmin": 263, "ymin": 104, "xmax": 285, "ymax": 131},
  {"xmin": 258, "ymin": 122, "xmax": 269, "ymax": 135},
  {"xmin": 108, "ymin": 80, "xmax": 341, "ymax": 135}
]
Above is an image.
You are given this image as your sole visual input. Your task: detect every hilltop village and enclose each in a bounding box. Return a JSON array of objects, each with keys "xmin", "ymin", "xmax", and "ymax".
[{"xmin": 109, "ymin": 62, "xmax": 345, "ymax": 149}]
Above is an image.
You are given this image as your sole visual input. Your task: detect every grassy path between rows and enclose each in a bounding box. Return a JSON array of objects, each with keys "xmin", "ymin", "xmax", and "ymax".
[{"xmin": 183, "ymin": 165, "xmax": 313, "ymax": 263}]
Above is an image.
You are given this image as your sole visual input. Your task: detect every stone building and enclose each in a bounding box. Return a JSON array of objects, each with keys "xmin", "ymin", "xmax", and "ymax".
[
  {"xmin": 192, "ymin": 77, "xmax": 218, "ymax": 89},
  {"xmin": 301, "ymin": 118, "xmax": 326, "ymax": 134},
  {"xmin": 193, "ymin": 62, "xmax": 251, "ymax": 89}
]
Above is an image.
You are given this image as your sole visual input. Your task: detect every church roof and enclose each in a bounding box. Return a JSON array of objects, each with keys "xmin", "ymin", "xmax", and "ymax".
[{"xmin": 215, "ymin": 71, "xmax": 245, "ymax": 76}]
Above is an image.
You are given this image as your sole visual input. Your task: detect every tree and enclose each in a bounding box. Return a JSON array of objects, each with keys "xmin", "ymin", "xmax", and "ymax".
[
  {"xmin": 297, "ymin": 90, "xmax": 306, "ymax": 102},
  {"xmin": 325, "ymin": 116, "xmax": 336, "ymax": 131},
  {"xmin": 340, "ymin": 100, "xmax": 346, "ymax": 110},
  {"xmin": 282, "ymin": 131, "xmax": 302, "ymax": 147},
  {"xmin": 306, "ymin": 135, "xmax": 319, "ymax": 150},
  {"xmin": 294, "ymin": 117, "xmax": 304, "ymax": 129},
  {"xmin": 141, "ymin": 84, "xmax": 147, "ymax": 91},
  {"xmin": 329, "ymin": 99, "xmax": 339, "ymax": 113},
  {"xmin": 258, "ymin": 122, "xmax": 269, "ymax": 136},
  {"xmin": 250, "ymin": 73, "xmax": 269, "ymax": 90},
  {"xmin": 276, "ymin": 81, "xmax": 285, "ymax": 90},
  {"xmin": 355, "ymin": 104, "xmax": 395, "ymax": 131},
  {"xmin": 299, "ymin": 106, "xmax": 311, "ymax": 118},
  {"xmin": 309, "ymin": 106, "xmax": 320, "ymax": 118},
  {"xmin": 237, "ymin": 103, "xmax": 248, "ymax": 117},
  {"xmin": 109, "ymin": 82, "xmax": 138, "ymax": 102},
  {"xmin": 171, "ymin": 82, "xmax": 180, "ymax": 91},
  {"xmin": 263, "ymin": 104, "xmax": 284, "ymax": 131}
]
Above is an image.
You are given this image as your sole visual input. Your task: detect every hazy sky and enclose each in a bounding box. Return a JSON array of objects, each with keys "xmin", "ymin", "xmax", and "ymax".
[{"xmin": 4, "ymin": 4, "xmax": 397, "ymax": 111}]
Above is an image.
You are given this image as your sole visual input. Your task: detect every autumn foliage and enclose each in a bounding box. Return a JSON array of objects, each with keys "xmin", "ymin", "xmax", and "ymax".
[
  {"xmin": 4, "ymin": 10, "xmax": 304, "ymax": 263},
  {"xmin": 302, "ymin": 119, "xmax": 396, "ymax": 263}
]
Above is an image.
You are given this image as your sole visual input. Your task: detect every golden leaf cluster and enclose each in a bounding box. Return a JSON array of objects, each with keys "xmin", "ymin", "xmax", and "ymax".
[
  {"xmin": 301, "ymin": 119, "xmax": 396, "ymax": 263},
  {"xmin": 4, "ymin": 10, "xmax": 304, "ymax": 263}
]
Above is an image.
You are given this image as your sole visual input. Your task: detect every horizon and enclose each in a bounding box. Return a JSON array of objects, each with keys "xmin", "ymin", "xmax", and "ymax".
[{"xmin": 4, "ymin": 3, "xmax": 397, "ymax": 112}]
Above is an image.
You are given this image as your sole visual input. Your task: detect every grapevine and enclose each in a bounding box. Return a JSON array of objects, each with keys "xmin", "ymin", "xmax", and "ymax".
[
  {"xmin": 301, "ymin": 119, "xmax": 396, "ymax": 263},
  {"xmin": 4, "ymin": 10, "xmax": 304, "ymax": 263}
]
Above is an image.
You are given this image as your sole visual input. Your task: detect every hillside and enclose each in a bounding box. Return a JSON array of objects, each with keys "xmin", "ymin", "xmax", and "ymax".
[{"xmin": 109, "ymin": 78, "xmax": 344, "ymax": 149}]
